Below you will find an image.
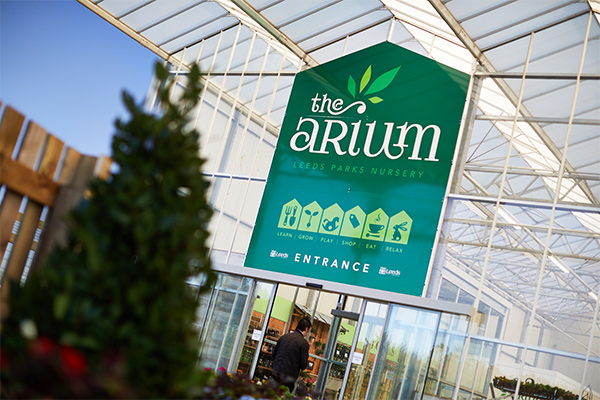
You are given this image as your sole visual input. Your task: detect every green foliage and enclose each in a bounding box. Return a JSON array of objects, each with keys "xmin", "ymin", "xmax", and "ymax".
[
  {"xmin": 195, "ymin": 368, "xmax": 319, "ymax": 400},
  {"xmin": 1, "ymin": 62, "xmax": 216, "ymax": 398},
  {"xmin": 197, "ymin": 368, "xmax": 290, "ymax": 399}
]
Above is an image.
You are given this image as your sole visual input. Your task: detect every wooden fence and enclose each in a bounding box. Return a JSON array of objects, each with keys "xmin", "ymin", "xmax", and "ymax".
[{"xmin": 0, "ymin": 103, "xmax": 111, "ymax": 312}]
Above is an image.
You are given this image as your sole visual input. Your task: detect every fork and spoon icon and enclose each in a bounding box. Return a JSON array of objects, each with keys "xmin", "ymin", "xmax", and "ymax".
[{"xmin": 283, "ymin": 206, "xmax": 298, "ymax": 226}]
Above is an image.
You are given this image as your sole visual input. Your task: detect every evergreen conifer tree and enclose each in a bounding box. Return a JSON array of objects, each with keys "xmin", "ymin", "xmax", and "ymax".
[{"xmin": 1, "ymin": 62, "xmax": 216, "ymax": 398}]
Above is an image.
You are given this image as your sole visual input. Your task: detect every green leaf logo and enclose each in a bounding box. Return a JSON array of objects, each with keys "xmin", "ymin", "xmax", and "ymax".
[
  {"xmin": 348, "ymin": 75, "xmax": 356, "ymax": 98},
  {"xmin": 346, "ymin": 65, "xmax": 401, "ymax": 104},
  {"xmin": 365, "ymin": 66, "xmax": 401, "ymax": 95},
  {"xmin": 360, "ymin": 66, "xmax": 372, "ymax": 93}
]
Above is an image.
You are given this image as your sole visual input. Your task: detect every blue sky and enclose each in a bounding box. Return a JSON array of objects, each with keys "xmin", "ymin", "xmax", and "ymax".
[{"xmin": 1, "ymin": 0, "xmax": 159, "ymax": 157}]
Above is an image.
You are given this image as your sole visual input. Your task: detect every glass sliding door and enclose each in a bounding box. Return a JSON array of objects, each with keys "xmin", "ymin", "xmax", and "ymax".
[
  {"xmin": 315, "ymin": 310, "xmax": 360, "ymax": 400},
  {"xmin": 367, "ymin": 305, "xmax": 441, "ymax": 400},
  {"xmin": 343, "ymin": 301, "xmax": 389, "ymax": 400},
  {"xmin": 235, "ymin": 281, "xmax": 275, "ymax": 376},
  {"xmin": 242, "ymin": 283, "xmax": 364, "ymax": 399},
  {"xmin": 253, "ymin": 283, "xmax": 301, "ymax": 381}
]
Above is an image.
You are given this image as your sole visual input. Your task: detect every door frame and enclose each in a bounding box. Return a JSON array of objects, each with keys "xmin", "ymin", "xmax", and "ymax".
[{"xmin": 314, "ymin": 307, "xmax": 361, "ymax": 397}]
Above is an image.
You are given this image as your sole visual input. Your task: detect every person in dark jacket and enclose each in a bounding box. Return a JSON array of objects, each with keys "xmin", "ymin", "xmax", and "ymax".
[{"xmin": 271, "ymin": 317, "xmax": 312, "ymax": 393}]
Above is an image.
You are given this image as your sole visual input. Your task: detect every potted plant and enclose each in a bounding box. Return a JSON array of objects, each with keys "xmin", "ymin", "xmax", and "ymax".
[{"xmin": 492, "ymin": 376, "xmax": 578, "ymax": 400}]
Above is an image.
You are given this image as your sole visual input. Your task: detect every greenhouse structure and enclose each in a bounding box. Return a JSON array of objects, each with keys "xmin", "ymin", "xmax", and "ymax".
[{"xmin": 79, "ymin": 1, "xmax": 599, "ymax": 399}]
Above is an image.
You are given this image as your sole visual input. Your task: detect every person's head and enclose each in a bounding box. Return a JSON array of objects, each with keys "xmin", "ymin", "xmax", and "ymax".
[{"xmin": 296, "ymin": 317, "xmax": 312, "ymax": 336}]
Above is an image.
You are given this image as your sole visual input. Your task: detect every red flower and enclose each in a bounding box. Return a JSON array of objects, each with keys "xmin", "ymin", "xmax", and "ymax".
[{"xmin": 59, "ymin": 345, "xmax": 88, "ymax": 376}]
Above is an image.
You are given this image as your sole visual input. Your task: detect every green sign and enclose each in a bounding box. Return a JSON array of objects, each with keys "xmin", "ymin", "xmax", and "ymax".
[{"xmin": 245, "ymin": 42, "xmax": 470, "ymax": 296}]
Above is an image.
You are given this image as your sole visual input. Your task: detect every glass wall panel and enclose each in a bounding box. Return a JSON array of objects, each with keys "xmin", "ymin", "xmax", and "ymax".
[
  {"xmin": 196, "ymin": 274, "xmax": 252, "ymax": 370},
  {"xmin": 343, "ymin": 302, "xmax": 388, "ymax": 400},
  {"xmin": 423, "ymin": 313, "xmax": 469, "ymax": 400},
  {"xmin": 207, "ymin": 209, "xmax": 237, "ymax": 251},
  {"xmin": 457, "ymin": 338, "xmax": 498, "ymax": 400},
  {"xmin": 220, "ymin": 179, "xmax": 251, "ymax": 221},
  {"xmin": 583, "ymin": 359, "xmax": 600, "ymax": 399},
  {"xmin": 457, "ymin": 290, "xmax": 474, "ymax": 307},
  {"xmin": 523, "ymin": 282, "xmax": 597, "ymax": 352},
  {"xmin": 438, "ymin": 279, "xmax": 459, "ymax": 303},
  {"xmin": 475, "ymin": 304, "xmax": 504, "ymax": 339},
  {"xmin": 230, "ymin": 120, "xmax": 276, "ymax": 177},
  {"xmin": 208, "ymin": 177, "xmax": 265, "ymax": 255},
  {"xmin": 367, "ymin": 305, "xmax": 440, "ymax": 400},
  {"xmin": 192, "ymin": 277, "xmax": 211, "ymax": 334}
]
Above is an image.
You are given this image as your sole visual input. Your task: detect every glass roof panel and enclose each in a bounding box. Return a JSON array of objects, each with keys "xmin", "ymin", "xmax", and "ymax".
[
  {"xmin": 120, "ymin": 0, "xmax": 206, "ymax": 32},
  {"xmin": 521, "ymin": 79, "xmax": 577, "ymax": 119},
  {"xmin": 387, "ymin": 19, "xmax": 430, "ymax": 57},
  {"xmin": 277, "ymin": 0, "xmax": 384, "ymax": 43},
  {"xmin": 485, "ymin": 35, "xmax": 531, "ymax": 73},
  {"xmin": 447, "ymin": 0, "xmax": 515, "ymax": 23},
  {"xmin": 300, "ymin": 11, "xmax": 391, "ymax": 54},
  {"xmin": 94, "ymin": 0, "xmax": 150, "ymax": 18},
  {"xmin": 574, "ymin": 79, "xmax": 600, "ymax": 117},
  {"xmin": 218, "ymin": 31, "xmax": 258, "ymax": 72},
  {"xmin": 253, "ymin": 0, "xmax": 283, "ymax": 10},
  {"xmin": 460, "ymin": 2, "xmax": 589, "ymax": 50},
  {"xmin": 141, "ymin": 3, "xmax": 228, "ymax": 47},
  {"xmin": 485, "ymin": 15, "xmax": 591, "ymax": 75},
  {"xmin": 308, "ymin": 24, "xmax": 390, "ymax": 64},
  {"xmin": 383, "ymin": 0, "xmax": 458, "ymax": 42},
  {"xmin": 582, "ymin": 20, "xmax": 600, "ymax": 73},
  {"xmin": 259, "ymin": 0, "xmax": 340, "ymax": 26},
  {"xmin": 163, "ymin": 16, "xmax": 239, "ymax": 55},
  {"xmin": 527, "ymin": 14, "xmax": 591, "ymax": 74},
  {"xmin": 185, "ymin": 25, "xmax": 242, "ymax": 69},
  {"xmin": 400, "ymin": 23, "xmax": 473, "ymax": 73}
]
